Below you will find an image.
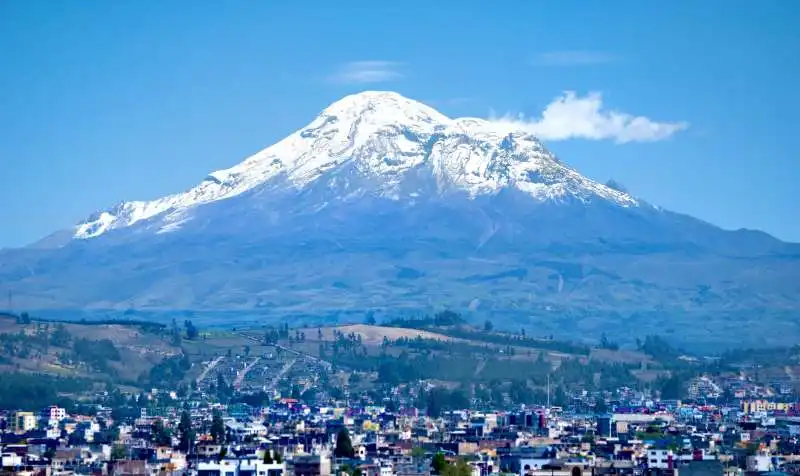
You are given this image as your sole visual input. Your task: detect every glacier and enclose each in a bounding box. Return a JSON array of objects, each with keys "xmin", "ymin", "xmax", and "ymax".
[{"xmin": 73, "ymin": 91, "xmax": 635, "ymax": 240}]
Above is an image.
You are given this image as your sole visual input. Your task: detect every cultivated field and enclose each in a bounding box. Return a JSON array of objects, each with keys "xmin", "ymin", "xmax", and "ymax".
[{"xmin": 319, "ymin": 324, "xmax": 457, "ymax": 344}]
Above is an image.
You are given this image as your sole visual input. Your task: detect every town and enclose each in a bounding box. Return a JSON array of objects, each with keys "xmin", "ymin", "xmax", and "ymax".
[
  {"xmin": 1, "ymin": 312, "xmax": 800, "ymax": 476},
  {"xmin": 2, "ymin": 387, "xmax": 800, "ymax": 475}
]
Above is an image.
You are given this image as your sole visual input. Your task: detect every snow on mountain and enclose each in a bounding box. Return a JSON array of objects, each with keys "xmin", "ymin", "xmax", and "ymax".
[{"xmin": 74, "ymin": 91, "xmax": 636, "ymax": 240}]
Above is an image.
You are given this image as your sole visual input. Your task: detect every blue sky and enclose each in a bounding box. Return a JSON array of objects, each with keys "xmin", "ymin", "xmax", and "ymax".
[{"xmin": 1, "ymin": 0, "xmax": 798, "ymax": 247}]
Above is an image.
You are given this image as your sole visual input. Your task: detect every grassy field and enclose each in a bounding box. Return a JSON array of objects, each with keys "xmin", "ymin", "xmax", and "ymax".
[
  {"xmin": 309, "ymin": 324, "xmax": 652, "ymax": 364},
  {"xmin": 0, "ymin": 315, "xmax": 181, "ymax": 383},
  {"xmin": 0, "ymin": 312, "xmax": 659, "ymax": 395}
]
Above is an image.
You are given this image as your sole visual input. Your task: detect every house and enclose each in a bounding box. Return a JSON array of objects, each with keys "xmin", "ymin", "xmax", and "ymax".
[
  {"xmin": 498, "ymin": 446, "xmax": 556, "ymax": 476},
  {"xmin": 527, "ymin": 463, "xmax": 592, "ymax": 476},
  {"xmin": 226, "ymin": 421, "xmax": 268, "ymax": 442},
  {"xmin": 111, "ymin": 459, "xmax": 149, "ymax": 475},
  {"xmin": 197, "ymin": 457, "xmax": 286, "ymax": 476},
  {"xmin": 0, "ymin": 451, "xmax": 23, "ymax": 469},
  {"xmin": 646, "ymin": 448, "xmax": 675, "ymax": 470},
  {"xmin": 9, "ymin": 412, "xmax": 37, "ymax": 434},
  {"xmin": 41, "ymin": 406, "xmax": 67, "ymax": 427},
  {"xmin": 679, "ymin": 460, "xmax": 724, "ymax": 476},
  {"xmin": 197, "ymin": 443, "xmax": 224, "ymax": 458},
  {"xmin": 291, "ymin": 454, "xmax": 331, "ymax": 476}
]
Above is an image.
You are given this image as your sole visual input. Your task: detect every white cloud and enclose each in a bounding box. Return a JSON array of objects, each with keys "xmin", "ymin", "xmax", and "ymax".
[
  {"xmin": 489, "ymin": 91, "xmax": 688, "ymax": 143},
  {"xmin": 534, "ymin": 50, "xmax": 619, "ymax": 66},
  {"xmin": 329, "ymin": 61, "xmax": 404, "ymax": 84}
]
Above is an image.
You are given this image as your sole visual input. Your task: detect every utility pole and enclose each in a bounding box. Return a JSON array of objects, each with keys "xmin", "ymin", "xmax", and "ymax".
[{"xmin": 546, "ymin": 374, "xmax": 551, "ymax": 411}]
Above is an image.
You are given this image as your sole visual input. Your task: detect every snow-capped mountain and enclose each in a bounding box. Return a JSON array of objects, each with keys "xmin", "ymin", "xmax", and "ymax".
[
  {"xmin": 74, "ymin": 91, "xmax": 635, "ymax": 240},
  {"xmin": 4, "ymin": 91, "xmax": 799, "ymax": 348}
]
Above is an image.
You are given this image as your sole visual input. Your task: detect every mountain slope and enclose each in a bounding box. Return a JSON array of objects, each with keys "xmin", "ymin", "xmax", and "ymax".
[
  {"xmin": 3, "ymin": 91, "xmax": 799, "ymax": 348},
  {"xmin": 69, "ymin": 91, "xmax": 635, "ymax": 240}
]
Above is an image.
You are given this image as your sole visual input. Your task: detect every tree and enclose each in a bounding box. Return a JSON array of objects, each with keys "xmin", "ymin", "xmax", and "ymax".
[
  {"xmin": 290, "ymin": 385, "xmax": 302, "ymax": 400},
  {"xmin": 411, "ymin": 446, "xmax": 426, "ymax": 460},
  {"xmin": 600, "ymin": 333, "xmax": 620, "ymax": 351},
  {"xmin": 426, "ymin": 390, "xmax": 443, "ymax": 418},
  {"xmin": 16, "ymin": 312, "xmax": 31, "ymax": 325},
  {"xmin": 184, "ymin": 320, "xmax": 199, "ymax": 340},
  {"xmin": 442, "ymin": 459, "xmax": 472, "ymax": 476},
  {"xmin": 365, "ymin": 313, "xmax": 377, "ymax": 325},
  {"xmin": 111, "ymin": 444, "xmax": 128, "ymax": 461},
  {"xmin": 178, "ymin": 410, "xmax": 194, "ymax": 452},
  {"xmin": 334, "ymin": 428, "xmax": 355, "ymax": 458},
  {"xmin": 659, "ymin": 375, "xmax": 684, "ymax": 399},
  {"xmin": 263, "ymin": 450, "xmax": 274, "ymax": 464},
  {"xmin": 151, "ymin": 419, "xmax": 172, "ymax": 447},
  {"xmin": 264, "ymin": 329, "xmax": 279, "ymax": 345},
  {"xmin": 594, "ymin": 397, "xmax": 608, "ymax": 414},
  {"xmin": 68, "ymin": 430, "xmax": 86, "ymax": 446},
  {"xmin": 509, "ymin": 380, "xmax": 533, "ymax": 404},
  {"xmin": 553, "ymin": 385, "xmax": 569, "ymax": 407},
  {"xmin": 50, "ymin": 324, "xmax": 71, "ymax": 347},
  {"xmin": 244, "ymin": 345, "xmax": 251, "ymax": 357},
  {"xmin": 483, "ymin": 320, "xmax": 493, "ymax": 332},
  {"xmin": 210, "ymin": 410, "xmax": 226, "ymax": 444},
  {"xmin": 431, "ymin": 453, "xmax": 447, "ymax": 473}
]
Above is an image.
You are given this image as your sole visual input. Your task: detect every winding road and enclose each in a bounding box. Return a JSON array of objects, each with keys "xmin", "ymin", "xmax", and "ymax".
[
  {"xmin": 196, "ymin": 355, "xmax": 224, "ymax": 384},
  {"xmin": 233, "ymin": 357, "xmax": 261, "ymax": 389}
]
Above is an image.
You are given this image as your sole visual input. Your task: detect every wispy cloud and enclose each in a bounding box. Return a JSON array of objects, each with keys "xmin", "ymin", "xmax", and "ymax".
[
  {"xmin": 328, "ymin": 61, "xmax": 404, "ymax": 84},
  {"xmin": 534, "ymin": 50, "xmax": 619, "ymax": 66},
  {"xmin": 489, "ymin": 91, "xmax": 688, "ymax": 143}
]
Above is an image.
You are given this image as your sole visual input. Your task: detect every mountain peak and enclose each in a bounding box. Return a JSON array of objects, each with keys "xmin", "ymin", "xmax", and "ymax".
[
  {"xmin": 71, "ymin": 91, "xmax": 637, "ymax": 240},
  {"xmin": 315, "ymin": 91, "xmax": 451, "ymax": 131}
]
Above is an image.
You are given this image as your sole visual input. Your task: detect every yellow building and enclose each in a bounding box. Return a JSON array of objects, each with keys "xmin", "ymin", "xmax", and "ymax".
[
  {"xmin": 741, "ymin": 400, "xmax": 791, "ymax": 414},
  {"xmin": 10, "ymin": 411, "xmax": 37, "ymax": 434}
]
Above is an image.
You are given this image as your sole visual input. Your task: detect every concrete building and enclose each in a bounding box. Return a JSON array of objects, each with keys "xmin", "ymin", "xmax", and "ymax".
[
  {"xmin": 41, "ymin": 405, "xmax": 67, "ymax": 426},
  {"xmin": 197, "ymin": 457, "xmax": 285, "ymax": 476},
  {"xmin": 646, "ymin": 449, "xmax": 674, "ymax": 470},
  {"xmin": 746, "ymin": 454, "xmax": 772, "ymax": 473},
  {"xmin": 499, "ymin": 447, "xmax": 556, "ymax": 476},
  {"xmin": 9, "ymin": 411, "xmax": 37, "ymax": 434},
  {"xmin": 291, "ymin": 454, "xmax": 331, "ymax": 476},
  {"xmin": 596, "ymin": 414, "xmax": 614, "ymax": 438}
]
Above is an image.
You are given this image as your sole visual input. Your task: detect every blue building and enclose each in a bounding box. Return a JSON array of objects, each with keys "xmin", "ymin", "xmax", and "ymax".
[{"xmin": 597, "ymin": 414, "xmax": 615, "ymax": 437}]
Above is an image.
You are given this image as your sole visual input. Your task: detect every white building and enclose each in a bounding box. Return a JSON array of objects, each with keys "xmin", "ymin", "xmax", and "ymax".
[
  {"xmin": 646, "ymin": 449, "xmax": 674, "ymax": 470},
  {"xmin": 746, "ymin": 455, "xmax": 772, "ymax": 473},
  {"xmin": 42, "ymin": 405, "xmax": 67, "ymax": 426},
  {"xmin": 226, "ymin": 421, "xmax": 268, "ymax": 441},
  {"xmin": 0, "ymin": 452, "xmax": 23, "ymax": 468},
  {"xmin": 197, "ymin": 457, "xmax": 285, "ymax": 476}
]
